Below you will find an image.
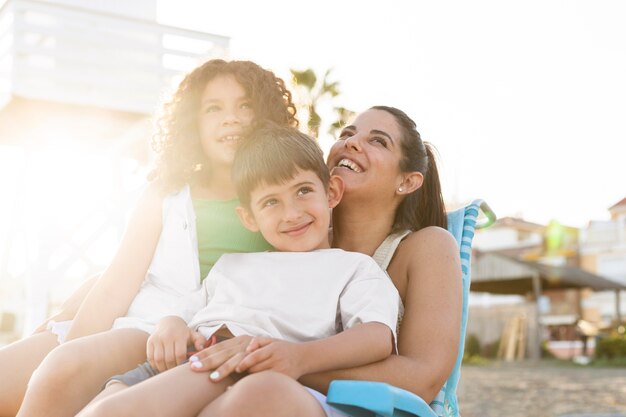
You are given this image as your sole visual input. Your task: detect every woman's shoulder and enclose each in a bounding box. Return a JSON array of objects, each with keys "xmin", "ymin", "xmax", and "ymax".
[
  {"xmin": 393, "ymin": 227, "xmax": 460, "ymax": 273},
  {"xmin": 399, "ymin": 226, "xmax": 458, "ymax": 254},
  {"xmin": 131, "ymin": 181, "xmax": 182, "ymax": 216},
  {"xmin": 389, "ymin": 226, "xmax": 462, "ymax": 298},
  {"xmin": 142, "ymin": 181, "xmax": 186, "ymax": 201}
]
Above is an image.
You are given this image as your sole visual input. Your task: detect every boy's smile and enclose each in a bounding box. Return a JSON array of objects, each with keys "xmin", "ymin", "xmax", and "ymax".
[{"xmin": 237, "ymin": 170, "xmax": 342, "ymax": 252}]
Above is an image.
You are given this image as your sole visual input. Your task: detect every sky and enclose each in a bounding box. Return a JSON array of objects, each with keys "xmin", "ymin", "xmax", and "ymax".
[
  {"xmin": 157, "ymin": 0, "xmax": 626, "ymax": 227},
  {"xmin": 0, "ymin": 0, "xmax": 623, "ymax": 331}
]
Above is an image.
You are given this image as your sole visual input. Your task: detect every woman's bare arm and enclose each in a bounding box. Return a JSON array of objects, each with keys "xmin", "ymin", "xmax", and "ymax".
[
  {"xmin": 300, "ymin": 227, "xmax": 462, "ymax": 403},
  {"xmin": 32, "ymin": 274, "xmax": 99, "ymax": 334},
  {"xmin": 65, "ymin": 184, "xmax": 166, "ymax": 341}
]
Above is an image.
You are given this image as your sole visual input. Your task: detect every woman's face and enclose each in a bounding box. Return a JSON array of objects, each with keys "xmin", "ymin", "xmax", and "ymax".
[
  {"xmin": 327, "ymin": 109, "xmax": 405, "ymax": 198},
  {"xmin": 197, "ymin": 74, "xmax": 255, "ymax": 170}
]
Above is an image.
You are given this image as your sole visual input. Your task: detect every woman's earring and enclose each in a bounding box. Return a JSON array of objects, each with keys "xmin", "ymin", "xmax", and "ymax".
[{"xmin": 398, "ymin": 187, "xmax": 404, "ymax": 193}]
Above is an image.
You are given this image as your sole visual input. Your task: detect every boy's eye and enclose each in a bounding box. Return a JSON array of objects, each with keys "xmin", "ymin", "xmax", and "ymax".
[
  {"xmin": 297, "ymin": 187, "xmax": 313, "ymax": 196},
  {"xmin": 262, "ymin": 198, "xmax": 278, "ymax": 208},
  {"xmin": 240, "ymin": 102, "xmax": 253, "ymax": 110}
]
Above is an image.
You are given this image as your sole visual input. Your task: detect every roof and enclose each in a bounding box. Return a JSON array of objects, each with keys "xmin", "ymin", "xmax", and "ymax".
[
  {"xmin": 609, "ymin": 197, "xmax": 626, "ymax": 210},
  {"xmin": 489, "ymin": 217, "xmax": 578, "ymax": 233},
  {"xmin": 471, "ymin": 252, "xmax": 626, "ymax": 295},
  {"xmin": 491, "ymin": 217, "xmax": 545, "ymax": 232}
]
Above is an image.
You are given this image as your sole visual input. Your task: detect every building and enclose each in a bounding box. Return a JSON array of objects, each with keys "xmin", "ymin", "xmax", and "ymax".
[
  {"xmin": 579, "ymin": 197, "xmax": 626, "ymax": 324},
  {"xmin": 0, "ymin": 0, "xmax": 229, "ymax": 340},
  {"xmin": 469, "ymin": 214, "xmax": 626, "ymax": 360}
]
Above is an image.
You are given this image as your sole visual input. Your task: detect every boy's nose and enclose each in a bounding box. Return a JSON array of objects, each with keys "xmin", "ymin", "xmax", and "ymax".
[{"xmin": 283, "ymin": 203, "xmax": 303, "ymax": 221}]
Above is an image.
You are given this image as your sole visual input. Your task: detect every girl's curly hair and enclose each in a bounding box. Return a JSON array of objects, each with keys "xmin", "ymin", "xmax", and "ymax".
[{"xmin": 149, "ymin": 59, "xmax": 298, "ymax": 191}]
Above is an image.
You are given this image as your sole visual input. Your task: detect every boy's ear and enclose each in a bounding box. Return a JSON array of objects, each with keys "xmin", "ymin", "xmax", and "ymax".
[
  {"xmin": 235, "ymin": 206, "xmax": 259, "ymax": 232},
  {"xmin": 327, "ymin": 175, "xmax": 345, "ymax": 209},
  {"xmin": 398, "ymin": 171, "xmax": 424, "ymax": 195}
]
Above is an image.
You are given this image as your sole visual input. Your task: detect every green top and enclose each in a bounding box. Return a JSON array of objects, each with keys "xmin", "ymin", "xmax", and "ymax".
[{"xmin": 193, "ymin": 198, "xmax": 273, "ymax": 281}]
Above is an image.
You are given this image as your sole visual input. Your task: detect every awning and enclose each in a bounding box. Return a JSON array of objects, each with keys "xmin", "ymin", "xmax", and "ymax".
[{"xmin": 471, "ymin": 252, "xmax": 626, "ymax": 295}]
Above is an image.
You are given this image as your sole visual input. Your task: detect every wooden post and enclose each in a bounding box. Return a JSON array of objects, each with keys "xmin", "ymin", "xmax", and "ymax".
[
  {"xmin": 504, "ymin": 316, "xmax": 519, "ymax": 362},
  {"xmin": 531, "ymin": 272, "xmax": 543, "ymax": 360},
  {"xmin": 517, "ymin": 315, "xmax": 527, "ymax": 360},
  {"xmin": 616, "ymin": 289, "xmax": 623, "ymax": 326},
  {"xmin": 497, "ymin": 318, "xmax": 511, "ymax": 360}
]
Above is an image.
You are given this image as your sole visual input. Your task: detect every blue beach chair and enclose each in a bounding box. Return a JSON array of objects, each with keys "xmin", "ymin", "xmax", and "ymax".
[{"xmin": 326, "ymin": 199, "xmax": 496, "ymax": 417}]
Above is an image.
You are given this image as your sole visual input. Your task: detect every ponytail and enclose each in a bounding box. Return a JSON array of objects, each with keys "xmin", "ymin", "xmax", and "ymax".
[
  {"xmin": 416, "ymin": 143, "xmax": 447, "ymax": 229},
  {"xmin": 371, "ymin": 106, "xmax": 447, "ymax": 232}
]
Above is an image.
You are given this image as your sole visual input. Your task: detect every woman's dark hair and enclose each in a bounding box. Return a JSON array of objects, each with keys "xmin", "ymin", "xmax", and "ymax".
[
  {"xmin": 371, "ymin": 106, "xmax": 447, "ymax": 231},
  {"xmin": 149, "ymin": 59, "xmax": 298, "ymax": 191}
]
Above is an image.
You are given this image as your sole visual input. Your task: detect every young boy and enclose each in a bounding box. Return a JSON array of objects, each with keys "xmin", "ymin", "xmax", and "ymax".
[{"xmin": 79, "ymin": 123, "xmax": 399, "ymax": 416}]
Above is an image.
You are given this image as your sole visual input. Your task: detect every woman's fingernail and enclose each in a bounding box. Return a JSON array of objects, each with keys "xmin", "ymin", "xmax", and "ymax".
[
  {"xmin": 191, "ymin": 361, "xmax": 203, "ymax": 369},
  {"xmin": 189, "ymin": 355, "xmax": 199, "ymax": 362},
  {"xmin": 210, "ymin": 371, "xmax": 220, "ymax": 380}
]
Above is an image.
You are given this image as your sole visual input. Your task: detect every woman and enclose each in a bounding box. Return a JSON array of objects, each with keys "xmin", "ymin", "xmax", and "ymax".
[
  {"xmin": 3, "ymin": 58, "xmax": 298, "ymax": 417},
  {"xmin": 191, "ymin": 105, "xmax": 462, "ymax": 417}
]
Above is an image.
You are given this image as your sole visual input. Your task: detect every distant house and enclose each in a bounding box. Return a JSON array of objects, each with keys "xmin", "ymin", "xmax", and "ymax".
[
  {"xmin": 473, "ymin": 217, "xmax": 579, "ymax": 264},
  {"xmin": 469, "ymin": 212, "xmax": 626, "ymax": 360},
  {"xmin": 580, "ymin": 197, "xmax": 626, "ymax": 282},
  {"xmin": 579, "ymin": 196, "xmax": 626, "ymax": 322},
  {"xmin": 472, "ymin": 217, "xmax": 545, "ymax": 254},
  {"xmin": 609, "ymin": 197, "xmax": 626, "ymax": 218}
]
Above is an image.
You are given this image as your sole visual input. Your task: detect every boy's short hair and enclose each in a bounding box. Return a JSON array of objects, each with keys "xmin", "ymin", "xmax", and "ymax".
[{"xmin": 233, "ymin": 122, "xmax": 330, "ymax": 208}]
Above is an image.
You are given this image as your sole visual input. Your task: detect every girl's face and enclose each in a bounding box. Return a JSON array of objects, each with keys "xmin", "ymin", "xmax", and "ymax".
[
  {"xmin": 197, "ymin": 74, "xmax": 255, "ymax": 170},
  {"xmin": 327, "ymin": 109, "xmax": 405, "ymax": 199}
]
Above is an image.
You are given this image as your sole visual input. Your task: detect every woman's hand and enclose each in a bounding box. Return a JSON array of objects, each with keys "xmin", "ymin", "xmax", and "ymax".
[
  {"xmin": 188, "ymin": 335, "xmax": 253, "ymax": 379},
  {"xmin": 233, "ymin": 337, "xmax": 305, "ymax": 380},
  {"xmin": 31, "ymin": 310, "xmax": 73, "ymax": 334},
  {"xmin": 147, "ymin": 316, "xmax": 206, "ymax": 372},
  {"xmin": 31, "ymin": 274, "xmax": 101, "ymax": 335}
]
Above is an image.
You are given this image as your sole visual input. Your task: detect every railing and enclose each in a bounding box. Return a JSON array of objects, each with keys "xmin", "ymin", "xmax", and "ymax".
[{"xmin": 0, "ymin": 0, "xmax": 229, "ymax": 113}]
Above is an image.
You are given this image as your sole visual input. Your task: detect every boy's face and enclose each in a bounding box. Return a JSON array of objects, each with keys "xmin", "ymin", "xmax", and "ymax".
[{"xmin": 236, "ymin": 170, "xmax": 343, "ymax": 252}]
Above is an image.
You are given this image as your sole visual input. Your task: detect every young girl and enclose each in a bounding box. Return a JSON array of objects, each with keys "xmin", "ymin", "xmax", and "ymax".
[{"xmin": 13, "ymin": 59, "xmax": 298, "ymax": 417}]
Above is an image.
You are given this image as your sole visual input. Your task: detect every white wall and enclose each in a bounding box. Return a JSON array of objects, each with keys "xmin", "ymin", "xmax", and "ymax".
[{"xmin": 39, "ymin": 0, "xmax": 157, "ymax": 20}]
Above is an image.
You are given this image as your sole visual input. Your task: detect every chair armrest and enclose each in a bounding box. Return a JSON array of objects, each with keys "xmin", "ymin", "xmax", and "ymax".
[
  {"xmin": 474, "ymin": 200, "xmax": 496, "ymax": 230},
  {"xmin": 326, "ymin": 380, "xmax": 437, "ymax": 417}
]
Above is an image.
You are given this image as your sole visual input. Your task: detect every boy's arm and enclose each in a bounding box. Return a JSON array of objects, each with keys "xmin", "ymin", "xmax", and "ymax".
[
  {"xmin": 214, "ymin": 322, "xmax": 393, "ymax": 381},
  {"xmin": 293, "ymin": 321, "xmax": 393, "ymax": 375}
]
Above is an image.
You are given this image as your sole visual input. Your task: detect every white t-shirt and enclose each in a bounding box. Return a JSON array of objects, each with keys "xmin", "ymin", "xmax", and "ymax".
[{"xmin": 188, "ymin": 249, "xmax": 399, "ymax": 344}]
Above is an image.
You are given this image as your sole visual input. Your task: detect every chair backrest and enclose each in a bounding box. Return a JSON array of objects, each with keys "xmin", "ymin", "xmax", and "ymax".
[{"xmin": 429, "ymin": 199, "xmax": 494, "ymax": 416}]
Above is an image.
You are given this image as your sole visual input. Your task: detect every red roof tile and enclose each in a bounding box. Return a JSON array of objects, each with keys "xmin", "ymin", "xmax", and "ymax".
[{"xmin": 609, "ymin": 197, "xmax": 626, "ymax": 210}]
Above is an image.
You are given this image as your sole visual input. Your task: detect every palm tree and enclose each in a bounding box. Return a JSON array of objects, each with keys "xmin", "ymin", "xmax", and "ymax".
[
  {"xmin": 290, "ymin": 68, "xmax": 354, "ymax": 139},
  {"xmin": 328, "ymin": 106, "xmax": 355, "ymax": 138}
]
